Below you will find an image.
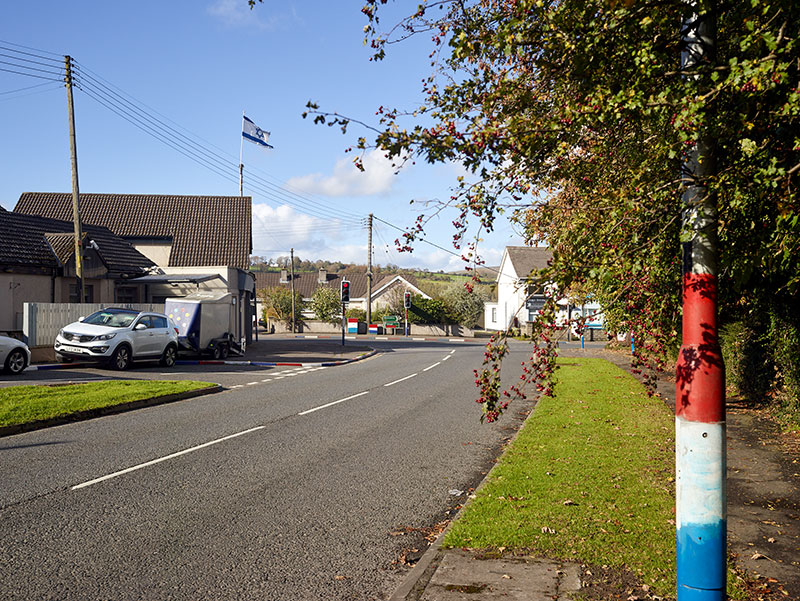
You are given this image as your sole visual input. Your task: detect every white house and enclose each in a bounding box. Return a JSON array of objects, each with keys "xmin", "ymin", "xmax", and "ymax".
[{"xmin": 484, "ymin": 246, "xmax": 605, "ymax": 334}]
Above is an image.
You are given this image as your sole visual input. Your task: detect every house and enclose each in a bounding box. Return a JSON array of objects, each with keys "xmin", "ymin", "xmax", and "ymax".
[
  {"xmin": 14, "ymin": 192, "xmax": 257, "ymax": 344},
  {"xmin": 484, "ymin": 246, "xmax": 552, "ymax": 331},
  {"xmin": 0, "ymin": 207, "xmax": 155, "ymax": 332},
  {"xmin": 254, "ymin": 269, "xmax": 430, "ymax": 319}
]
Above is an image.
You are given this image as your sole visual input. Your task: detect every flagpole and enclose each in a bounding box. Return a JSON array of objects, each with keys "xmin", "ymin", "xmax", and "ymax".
[{"xmin": 239, "ymin": 111, "xmax": 245, "ymax": 197}]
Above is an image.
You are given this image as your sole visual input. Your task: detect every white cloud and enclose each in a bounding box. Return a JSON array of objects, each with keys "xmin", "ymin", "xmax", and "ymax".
[
  {"xmin": 286, "ymin": 149, "xmax": 404, "ymax": 197},
  {"xmin": 251, "ymin": 203, "xmax": 338, "ymax": 253}
]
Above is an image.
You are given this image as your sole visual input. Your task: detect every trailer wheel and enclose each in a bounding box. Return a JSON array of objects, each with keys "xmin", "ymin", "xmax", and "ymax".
[
  {"xmin": 211, "ymin": 345, "xmax": 223, "ymax": 360},
  {"xmin": 220, "ymin": 344, "xmax": 229, "ymax": 359}
]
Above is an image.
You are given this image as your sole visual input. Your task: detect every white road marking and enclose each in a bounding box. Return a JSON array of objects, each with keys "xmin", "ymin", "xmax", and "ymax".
[
  {"xmin": 384, "ymin": 373, "xmax": 418, "ymax": 387},
  {"xmin": 298, "ymin": 391, "xmax": 369, "ymax": 416},
  {"xmin": 230, "ymin": 384, "xmax": 244, "ymax": 389},
  {"xmin": 261, "ymin": 379, "xmax": 272, "ymax": 382},
  {"xmin": 71, "ymin": 426, "xmax": 266, "ymax": 490},
  {"xmin": 448, "ymin": 338, "xmax": 465, "ymax": 342},
  {"xmin": 423, "ymin": 362, "xmax": 440, "ymax": 372},
  {"xmin": 449, "ymin": 350, "xmax": 455, "ymax": 354},
  {"xmin": 247, "ymin": 382, "xmax": 259, "ymax": 386},
  {"xmin": 442, "ymin": 355, "xmax": 451, "ymax": 361},
  {"xmin": 413, "ymin": 337, "xmax": 426, "ymax": 341}
]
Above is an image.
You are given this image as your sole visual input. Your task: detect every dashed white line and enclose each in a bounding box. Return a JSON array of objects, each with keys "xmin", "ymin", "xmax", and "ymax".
[
  {"xmin": 442, "ymin": 355, "xmax": 451, "ymax": 361},
  {"xmin": 261, "ymin": 378, "xmax": 272, "ymax": 383},
  {"xmin": 384, "ymin": 373, "xmax": 418, "ymax": 387},
  {"xmin": 247, "ymin": 382, "xmax": 259, "ymax": 386},
  {"xmin": 298, "ymin": 391, "xmax": 369, "ymax": 416},
  {"xmin": 423, "ymin": 362, "xmax": 440, "ymax": 372},
  {"xmin": 71, "ymin": 426, "xmax": 266, "ymax": 490}
]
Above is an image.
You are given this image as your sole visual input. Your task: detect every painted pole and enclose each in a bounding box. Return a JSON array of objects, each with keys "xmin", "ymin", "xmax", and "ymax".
[{"xmin": 676, "ymin": 6, "xmax": 725, "ymax": 601}]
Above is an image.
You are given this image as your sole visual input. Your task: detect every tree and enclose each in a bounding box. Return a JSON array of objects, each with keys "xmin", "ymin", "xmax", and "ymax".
[
  {"xmin": 310, "ymin": 286, "xmax": 342, "ymax": 324},
  {"xmin": 442, "ymin": 283, "xmax": 487, "ymax": 328},
  {"xmin": 294, "ymin": 0, "xmax": 799, "ymax": 420},
  {"xmin": 259, "ymin": 287, "xmax": 304, "ymax": 328}
]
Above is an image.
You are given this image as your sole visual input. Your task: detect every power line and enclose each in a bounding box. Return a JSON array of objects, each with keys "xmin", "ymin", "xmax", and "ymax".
[{"xmin": 71, "ymin": 59, "xmax": 363, "ymax": 222}]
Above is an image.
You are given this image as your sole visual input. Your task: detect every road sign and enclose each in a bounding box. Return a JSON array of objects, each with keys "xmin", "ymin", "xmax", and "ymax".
[{"xmin": 525, "ymin": 296, "xmax": 546, "ymax": 312}]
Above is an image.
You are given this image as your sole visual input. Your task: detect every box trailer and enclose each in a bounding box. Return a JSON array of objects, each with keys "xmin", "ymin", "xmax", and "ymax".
[{"xmin": 165, "ymin": 292, "xmax": 244, "ymax": 359}]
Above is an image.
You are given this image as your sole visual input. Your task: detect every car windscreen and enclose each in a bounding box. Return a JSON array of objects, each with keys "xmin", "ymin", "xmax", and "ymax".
[{"xmin": 82, "ymin": 310, "xmax": 138, "ymax": 328}]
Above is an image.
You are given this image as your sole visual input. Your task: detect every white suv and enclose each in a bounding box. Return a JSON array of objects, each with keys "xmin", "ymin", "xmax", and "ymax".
[{"xmin": 54, "ymin": 308, "xmax": 179, "ymax": 370}]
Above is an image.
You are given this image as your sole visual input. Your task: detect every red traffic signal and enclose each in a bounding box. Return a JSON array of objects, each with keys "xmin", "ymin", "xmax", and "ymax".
[
  {"xmin": 341, "ymin": 279, "xmax": 351, "ymax": 303},
  {"xmin": 403, "ymin": 291, "xmax": 411, "ymax": 308}
]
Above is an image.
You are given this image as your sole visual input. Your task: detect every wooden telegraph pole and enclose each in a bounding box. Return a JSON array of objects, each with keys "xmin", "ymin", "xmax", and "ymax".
[{"xmin": 64, "ymin": 56, "xmax": 85, "ymax": 303}]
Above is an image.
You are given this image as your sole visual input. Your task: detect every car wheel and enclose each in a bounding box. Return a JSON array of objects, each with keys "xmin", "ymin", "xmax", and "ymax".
[
  {"xmin": 5, "ymin": 349, "xmax": 28, "ymax": 375},
  {"xmin": 111, "ymin": 345, "xmax": 132, "ymax": 371},
  {"xmin": 160, "ymin": 344, "xmax": 177, "ymax": 367}
]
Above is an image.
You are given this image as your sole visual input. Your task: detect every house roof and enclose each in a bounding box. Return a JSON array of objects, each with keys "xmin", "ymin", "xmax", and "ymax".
[
  {"xmin": 0, "ymin": 210, "xmax": 155, "ymax": 274},
  {"xmin": 253, "ymin": 271, "xmax": 424, "ymax": 300},
  {"xmin": 14, "ymin": 192, "xmax": 252, "ymax": 269},
  {"xmin": 503, "ymin": 246, "xmax": 552, "ymax": 281}
]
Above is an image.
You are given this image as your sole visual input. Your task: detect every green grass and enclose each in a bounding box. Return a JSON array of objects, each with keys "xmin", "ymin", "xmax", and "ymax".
[
  {"xmin": 0, "ymin": 380, "xmax": 216, "ymax": 428},
  {"xmin": 444, "ymin": 358, "xmax": 677, "ymax": 595}
]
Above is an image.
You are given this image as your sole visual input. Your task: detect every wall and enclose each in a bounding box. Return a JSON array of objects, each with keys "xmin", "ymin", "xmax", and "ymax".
[{"xmin": 1, "ymin": 273, "xmax": 53, "ymax": 332}]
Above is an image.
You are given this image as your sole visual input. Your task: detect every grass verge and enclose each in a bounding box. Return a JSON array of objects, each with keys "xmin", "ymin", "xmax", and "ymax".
[
  {"xmin": 444, "ymin": 358, "xmax": 677, "ymax": 595},
  {"xmin": 0, "ymin": 380, "xmax": 217, "ymax": 428}
]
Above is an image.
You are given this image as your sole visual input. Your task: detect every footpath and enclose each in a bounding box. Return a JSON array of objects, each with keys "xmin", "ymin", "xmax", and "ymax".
[{"xmin": 391, "ymin": 346, "xmax": 800, "ymax": 601}]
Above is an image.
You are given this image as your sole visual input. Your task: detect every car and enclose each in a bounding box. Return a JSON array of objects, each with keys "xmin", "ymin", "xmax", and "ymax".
[
  {"xmin": 0, "ymin": 334, "xmax": 31, "ymax": 375},
  {"xmin": 54, "ymin": 308, "xmax": 179, "ymax": 370}
]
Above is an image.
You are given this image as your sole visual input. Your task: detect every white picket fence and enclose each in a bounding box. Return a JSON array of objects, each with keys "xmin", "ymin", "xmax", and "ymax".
[{"xmin": 23, "ymin": 303, "xmax": 165, "ymax": 347}]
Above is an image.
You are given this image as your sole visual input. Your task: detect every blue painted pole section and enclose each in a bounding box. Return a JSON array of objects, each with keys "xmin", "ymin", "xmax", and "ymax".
[{"xmin": 630, "ymin": 332, "xmax": 634, "ymax": 354}]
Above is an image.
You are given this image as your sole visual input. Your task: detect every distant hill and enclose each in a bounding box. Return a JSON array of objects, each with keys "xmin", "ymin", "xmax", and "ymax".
[{"xmin": 447, "ymin": 266, "xmax": 500, "ymax": 279}]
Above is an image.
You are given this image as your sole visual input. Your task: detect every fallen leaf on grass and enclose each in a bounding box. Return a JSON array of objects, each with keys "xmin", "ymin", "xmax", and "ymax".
[{"xmin": 563, "ymin": 499, "xmax": 578, "ymax": 506}]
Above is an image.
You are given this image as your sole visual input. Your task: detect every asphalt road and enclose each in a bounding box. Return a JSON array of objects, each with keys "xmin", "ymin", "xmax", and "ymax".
[{"xmin": 0, "ymin": 339, "xmax": 543, "ymax": 600}]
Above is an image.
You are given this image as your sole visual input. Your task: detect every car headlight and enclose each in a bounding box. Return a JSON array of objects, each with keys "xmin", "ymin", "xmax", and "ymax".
[
  {"xmin": 96, "ymin": 333, "xmax": 116, "ymax": 341},
  {"xmin": 58, "ymin": 329, "xmax": 64, "ymax": 338}
]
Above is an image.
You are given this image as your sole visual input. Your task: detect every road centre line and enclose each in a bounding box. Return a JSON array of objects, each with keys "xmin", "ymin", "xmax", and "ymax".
[
  {"xmin": 423, "ymin": 362, "xmax": 440, "ymax": 372},
  {"xmin": 384, "ymin": 373, "xmax": 418, "ymax": 387},
  {"xmin": 298, "ymin": 391, "xmax": 369, "ymax": 416},
  {"xmin": 71, "ymin": 426, "xmax": 266, "ymax": 490},
  {"xmin": 442, "ymin": 355, "xmax": 450, "ymax": 361}
]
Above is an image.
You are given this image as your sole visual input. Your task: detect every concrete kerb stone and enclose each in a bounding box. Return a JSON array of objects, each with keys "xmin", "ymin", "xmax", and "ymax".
[{"xmin": 24, "ymin": 349, "xmax": 379, "ymax": 372}]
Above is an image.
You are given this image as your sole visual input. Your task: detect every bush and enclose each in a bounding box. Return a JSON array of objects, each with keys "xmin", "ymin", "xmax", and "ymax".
[
  {"xmin": 345, "ymin": 307, "xmax": 366, "ymax": 322},
  {"xmin": 720, "ymin": 320, "xmax": 773, "ymax": 404},
  {"xmin": 310, "ymin": 286, "xmax": 342, "ymax": 324},
  {"xmin": 441, "ymin": 283, "xmax": 488, "ymax": 327},
  {"xmin": 259, "ymin": 287, "xmax": 304, "ymax": 327}
]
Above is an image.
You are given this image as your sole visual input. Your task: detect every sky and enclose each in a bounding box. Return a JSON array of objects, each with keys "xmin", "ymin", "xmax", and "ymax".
[{"xmin": 0, "ymin": 1, "xmax": 525, "ymax": 272}]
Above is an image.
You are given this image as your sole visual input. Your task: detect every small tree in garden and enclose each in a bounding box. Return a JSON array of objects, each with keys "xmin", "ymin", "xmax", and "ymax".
[
  {"xmin": 259, "ymin": 287, "xmax": 304, "ymax": 328},
  {"xmin": 310, "ymin": 286, "xmax": 342, "ymax": 324},
  {"xmin": 442, "ymin": 283, "xmax": 488, "ymax": 328}
]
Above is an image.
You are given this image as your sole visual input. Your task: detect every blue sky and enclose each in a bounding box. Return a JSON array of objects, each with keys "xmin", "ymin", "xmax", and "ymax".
[{"xmin": 0, "ymin": 1, "xmax": 524, "ymax": 271}]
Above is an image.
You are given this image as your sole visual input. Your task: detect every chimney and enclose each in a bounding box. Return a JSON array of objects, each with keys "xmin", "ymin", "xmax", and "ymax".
[
  {"xmin": 280, "ymin": 269, "xmax": 289, "ymax": 283},
  {"xmin": 318, "ymin": 268, "xmax": 327, "ymax": 284}
]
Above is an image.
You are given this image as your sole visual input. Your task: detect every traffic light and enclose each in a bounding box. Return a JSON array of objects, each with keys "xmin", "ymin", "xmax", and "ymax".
[
  {"xmin": 341, "ymin": 279, "xmax": 350, "ymax": 303},
  {"xmin": 403, "ymin": 291, "xmax": 411, "ymax": 309}
]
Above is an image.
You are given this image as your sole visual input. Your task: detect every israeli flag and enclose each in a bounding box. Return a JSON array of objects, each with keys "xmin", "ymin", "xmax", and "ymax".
[{"xmin": 242, "ymin": 115, "xmax": 273, "ymax": 149}]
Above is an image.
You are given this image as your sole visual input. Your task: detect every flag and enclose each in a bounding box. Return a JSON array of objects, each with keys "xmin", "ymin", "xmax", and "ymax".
[{"xmin": 242, "ymin": 115, "xmax": 273, "ymax": 149}]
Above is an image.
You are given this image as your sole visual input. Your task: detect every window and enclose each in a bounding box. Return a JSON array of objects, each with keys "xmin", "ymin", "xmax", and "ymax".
[
  {"xmin": 134, "ymin": 316, "xmax": 153, "ymax": 329},
  {"xmin": 69, "ymin": 284, "xmax": 94, "ymax": 303},
  {"xmin": 116, "ymin": 286, "xmax": 139, "ymax": 303},
  {"xmin": 491, "ymin": 307, "xmax": 497, "ymax": 323},
  {"xmin": 151, "ymin": 316, "xmax": 168, "ymax": 329}
]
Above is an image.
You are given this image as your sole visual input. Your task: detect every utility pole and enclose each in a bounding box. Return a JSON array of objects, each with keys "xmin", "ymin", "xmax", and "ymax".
[
  {"xmin": 366, "ymin": 213, "xmax": 373, "ymax": 327},
  {"xmin": 64, "ymin": 56, "xmax": 85, "ymax": 303},
  {"xmin": 676, "ymin": 6, "xmax": 724, "ymax": 601},
  {"xmin": 290, "ymin": 248, "xmax": 296, "ymax": 334}
]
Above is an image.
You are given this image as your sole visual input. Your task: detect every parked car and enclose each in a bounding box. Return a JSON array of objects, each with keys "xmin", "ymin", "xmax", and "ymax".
[
  {"xmin": 0, "ymin": 334, "xmax": 31, "ymax": 375},
  {"xmin": 54, "ymin": 308, "xmax": 179, "ymax": 370}
]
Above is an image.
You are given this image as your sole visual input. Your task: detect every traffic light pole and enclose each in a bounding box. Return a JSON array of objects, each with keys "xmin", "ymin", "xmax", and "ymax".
[
  {"xmin": 676, "ymin": 7, "xmax": 725, "ymax": 601},
  {"xmin": 341, "ymin": 301, "xmax": 345, "ymax": 347}
]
